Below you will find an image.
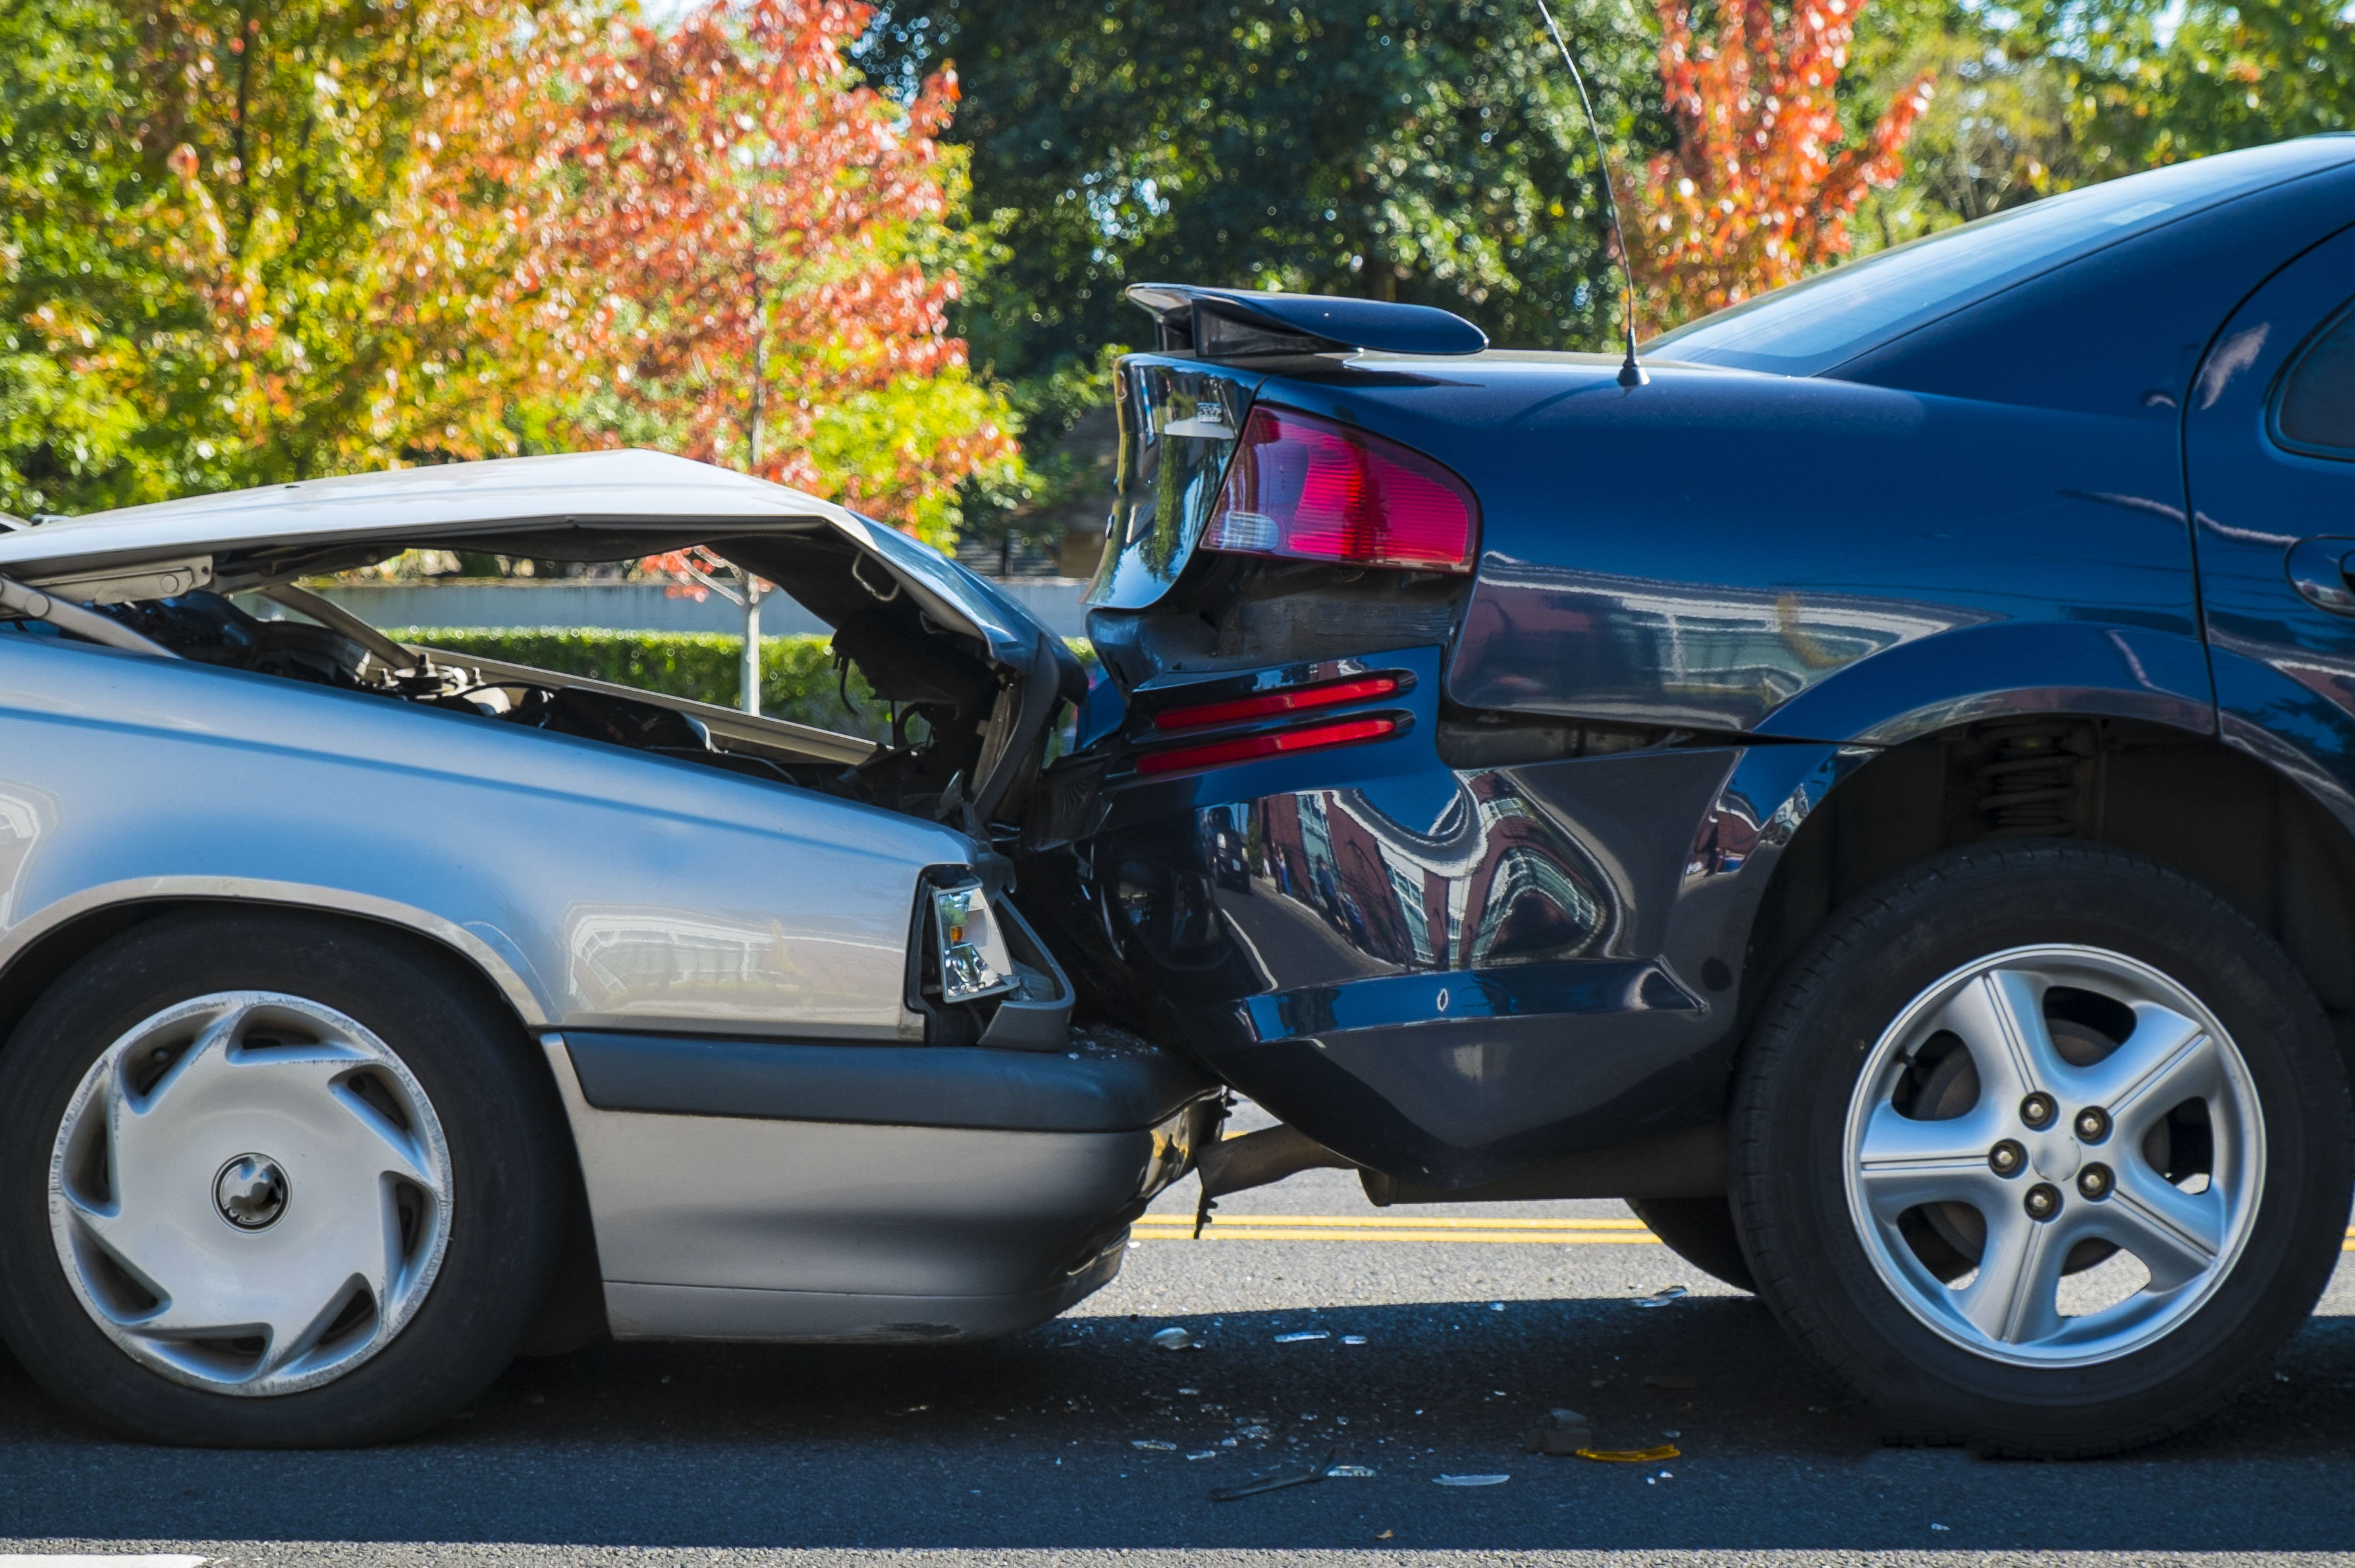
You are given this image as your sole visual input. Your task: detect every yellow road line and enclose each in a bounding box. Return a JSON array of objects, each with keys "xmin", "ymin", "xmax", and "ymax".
[
  {"xmin": 1135, "ymin": 1214, "xmax": 1651, "ymax": 1230},
  {"xmin": 1136, "ymin": 1223, "xmax": 2355, "ymax": 1247},
  {"xmin": 1130, "ymin": 1228, "xmax": 1663, "ymax": 1244}
]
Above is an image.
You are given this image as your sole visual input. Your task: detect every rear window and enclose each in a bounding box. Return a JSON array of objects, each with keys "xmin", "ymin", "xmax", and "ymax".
[
  {"xmin": 2277, "ymin": 305, "xmax": 2355, "ymax": 458},
  {"xmin": 1645, "ymin": 138, "xmax": 2355, "ymax": 378}
]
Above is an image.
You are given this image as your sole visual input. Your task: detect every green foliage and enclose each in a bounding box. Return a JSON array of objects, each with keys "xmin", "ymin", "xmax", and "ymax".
[
  {"xmin": 1849, "ymin": 0, "xmax": 2355, "ymax": 252},
  {"xmin": 0, "ymin": 0, "xmax": 533, "ymax": 516},
  {"xmin": 867, "ymin": 0, "xmax": 1662, "ymax": 377},
  {"xmin": 389, "ymin": 628, "xmax": 890, "ymax": 737},
  {"xmin": 389, "ymin": 627, "xmax": 1098, "ymax": 739}
]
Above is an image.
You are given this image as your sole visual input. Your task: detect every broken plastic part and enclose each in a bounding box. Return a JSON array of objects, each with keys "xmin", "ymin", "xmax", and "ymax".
[
  {"xmin": 1272, "ymin": 1330, "xmax": 1330, "ymax": 1343},
  {"xmin": 1575, "ymin": 1444, "xmax": 1681, "ymax": 1463},
  {"xmin": 1341, "ymin": 1334, "xmax": 1368, "ymax": 1346},
  {"xmin": 1523, "ymin": 1409, "xmax": 1594, "ymax": 1456},
  {"xmin": 1631, "ymin": 1285, "xmax": 1689, "ymax": 1307},
  {"xmin": 1131, "ymin": 1439, "xmax": 1178, "ymax": 1451},
  {"xmin": 1149, "ymin": 1326, "xmax": 1200, "ymax": 1351},
  {"xmin": 1433, "ymin": 1474, "xmax": 1510, "ymax": 1487},
  {"xmin": 1210, "ymin": 1450, "xmax": 1334, "ymax": 1502},
  {"xmin": 1324, "ymin": 1465, "xmax": 1378, "ymax": 1478}
]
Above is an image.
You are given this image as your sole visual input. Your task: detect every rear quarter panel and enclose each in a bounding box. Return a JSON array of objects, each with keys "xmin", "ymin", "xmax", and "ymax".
[{"xmin": 0, "ymin": 635, "xmax": 971, "ymax": 1039}]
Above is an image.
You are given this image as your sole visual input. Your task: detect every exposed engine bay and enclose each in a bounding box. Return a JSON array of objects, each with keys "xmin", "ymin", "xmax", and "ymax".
[{"xmin": 78, "ymin": 580, "xmax": 1014, "ymax": 825}]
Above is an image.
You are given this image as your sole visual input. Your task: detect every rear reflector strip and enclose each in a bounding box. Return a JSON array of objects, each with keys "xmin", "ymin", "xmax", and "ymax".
[
  {"xmin": 1150, "ymin": 674, "xmax": 1403, "ymax": 732},
  {"xmin": 1134, "ymin": 716, "xmax": 1399, "ymax": 776}
]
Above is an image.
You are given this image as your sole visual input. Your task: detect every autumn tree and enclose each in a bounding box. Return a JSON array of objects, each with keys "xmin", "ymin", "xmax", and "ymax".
[
  {"xmin": 7, "ymin": 0, "xmax": 1019, "ymax": 558},
  {"xmin": 1627, "ymin": 0, "xmax": 1936, "ymax": 325},
  {"xmin": 501, "ymin": 0, "xmax": 1019, "ymax": 549},
  {"xmin": 0, "ymin": 0, "xmax": 533, "ymax": 514}
]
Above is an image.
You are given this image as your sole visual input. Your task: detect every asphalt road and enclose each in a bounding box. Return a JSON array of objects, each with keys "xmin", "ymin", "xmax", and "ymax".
[{"xmin": 1, "ymin": 1111, "xmax": 2350, "ymax": 1567}]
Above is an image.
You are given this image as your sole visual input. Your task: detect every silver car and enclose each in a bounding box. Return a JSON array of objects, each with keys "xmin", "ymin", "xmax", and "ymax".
[{"xmin": 0, "ymin": 450, "xmax": 1216, "ymax": 1446}]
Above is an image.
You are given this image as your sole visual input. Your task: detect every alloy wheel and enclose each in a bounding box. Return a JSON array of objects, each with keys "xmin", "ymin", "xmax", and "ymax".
[{"xmin": 1841, "ymin": 945, "xmax": 2263, "ymax": 1368}]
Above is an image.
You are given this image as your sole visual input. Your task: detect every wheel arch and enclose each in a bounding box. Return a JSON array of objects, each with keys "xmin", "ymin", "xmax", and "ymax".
[
  {"xmin": 0, "ymin": 889, "xmax": 607, "ymax": 1351},
  {"xmin": 0, "ymin": 881, "xmax": 553, "ymax": 1052},
  {"xmin": 1738, "ymin": 713, "xmax": 2355, "ymax": 1064}
]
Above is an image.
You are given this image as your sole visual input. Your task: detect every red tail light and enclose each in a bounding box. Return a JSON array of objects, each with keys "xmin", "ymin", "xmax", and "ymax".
[
  {"xmin": 1134, "ymin": 716, "xmax": 1399, "ymax": 776},
  {"xmin": 1151, "ymin": 673, "xmax": 1404, "ymax": 733},
  {"xmin": 1202, "ymin": 406, "xmax": 1478, "ymax": 572}
]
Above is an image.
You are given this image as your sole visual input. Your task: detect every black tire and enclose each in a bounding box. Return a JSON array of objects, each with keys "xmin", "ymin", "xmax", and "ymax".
[
  {"xmin": 1627, "ymin": 1197, "xmax": 1756, "ymax": 1293},
  {"xmin": 0, "ymin": 909, "xmax": 567, "ymax": 1446},
  {"xmin": 1730, "ymin": 842, "xmax": 2352, "ymax": 1457}
]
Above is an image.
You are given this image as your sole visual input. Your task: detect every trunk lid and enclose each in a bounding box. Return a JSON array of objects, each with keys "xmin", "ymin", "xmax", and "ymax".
[{"xmin": 0, "ymin": 450, "xmax": 1086, "ymax": 832}]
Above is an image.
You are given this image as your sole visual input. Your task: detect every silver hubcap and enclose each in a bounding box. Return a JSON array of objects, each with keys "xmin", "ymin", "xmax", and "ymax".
[
  {"xmin": 1842, "ymin": 946, "xmax": 2264, "ymax": 1368},
  {"xmin": 48, "ymin": 992, "xmax": 453, "ymax": 1395}
]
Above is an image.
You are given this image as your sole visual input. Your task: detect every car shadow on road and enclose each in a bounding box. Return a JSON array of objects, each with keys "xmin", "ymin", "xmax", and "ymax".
[{"xmin": 0, "ymin": 1295, "xmax": 2349, "ymax": 1553}]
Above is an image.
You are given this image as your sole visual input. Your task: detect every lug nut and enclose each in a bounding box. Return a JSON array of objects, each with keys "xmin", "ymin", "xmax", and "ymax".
[
  {"xmin": 2024, "ymin": 1182, "xmax": 2062, "ymax": 1221},
  {"xmin": 1989, "ymin": 1139, "xmax": 2026, "ymax": 1177},
  {"xmin": 2074, "ymin": 1105, "xmax": 2110, "ymax": 1142},
  {"xmin": 2078, "ymin": 1162, "xmax": 2112, "ymax": 1200},
  {"xmin": 2020, "ymin": 1093, "xmax": 2057, "ymax": 1129}
]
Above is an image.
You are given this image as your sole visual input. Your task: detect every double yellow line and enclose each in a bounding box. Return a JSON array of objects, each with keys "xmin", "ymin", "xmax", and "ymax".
[
  {"xmin": 1130, "ymin": 1214, "xmax": 1662, "ymax": 1245},
  {"xmin": 1134, "ymin": 1219, "xmax": 2355, "ymax": 1251}
]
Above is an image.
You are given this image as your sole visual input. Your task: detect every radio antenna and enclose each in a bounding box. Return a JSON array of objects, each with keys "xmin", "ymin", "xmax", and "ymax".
[{"xmin": 1532, "ymin": 0, "xmax": 1647, "ymax": 387}]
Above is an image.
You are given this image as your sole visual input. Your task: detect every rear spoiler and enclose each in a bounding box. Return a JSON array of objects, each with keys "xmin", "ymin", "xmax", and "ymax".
[{"xmin": 1125, "ymin": 284, "xmax": 1487, "ymax": 359}]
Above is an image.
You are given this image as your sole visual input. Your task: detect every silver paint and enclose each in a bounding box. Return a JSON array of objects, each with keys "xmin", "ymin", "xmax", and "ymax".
[
  {"xmin": 539, "ymin": 1039, "xmax": 1152, "ymax": 1340},
  {"xmin": 0, "ymin": 633, "xmax": 967, "ymax": 1039},
  {"xmin": 48, "ymin": 990, "xmax": 453, "ymax": 1395}
]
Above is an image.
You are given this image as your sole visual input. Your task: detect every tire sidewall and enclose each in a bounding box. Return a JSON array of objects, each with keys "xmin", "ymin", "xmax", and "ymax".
[
  {"xmin": 1738, "ymin": 849, "xmax": 2350, "ymax": 1447},
  {"xmin": 0, "ymin": 911, "xmax": 564, "ymax": 1446}
]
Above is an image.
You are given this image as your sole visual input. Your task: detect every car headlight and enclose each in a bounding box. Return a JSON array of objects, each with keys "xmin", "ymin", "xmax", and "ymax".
[{"xmin": 931, "ymin": 881, "xmax": 1017, "ymax": 1003}]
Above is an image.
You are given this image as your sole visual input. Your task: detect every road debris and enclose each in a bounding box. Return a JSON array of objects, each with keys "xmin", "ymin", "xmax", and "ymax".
[
  {"xmin": 1210, "ymin": 1450, "xmax": 1334, "ymax": 1501},
  {"xmin": 1523, "ymin": 1408, "xmax": 1594, "ymax": 1455},
  {"xmin": 1273, "ymin": 1330, "xmax": 1330, "ymax": 1343},
  {"xmin": 1488, "ymin": 1301, "xmax": 1506, "ymax": 1311},
  {"xmin": 1631, "ymin": 1285, "xmax": 1689, "ymax": 1308},
  {"xmin": 1341, "ymin": 1334, "xmax": 1369, "ymax": 1345},
  {"xmin": 1575, "ymin": 1444, "xmax": 1682, "ymax": 1463},
  {"xmin": 1131, "ymin": 1439, "xmax": 1178, "ymax": 1451},
  {"xmin": 1149, "ymin": 1326, "xmax": 1201, "ymax": 1351},
  {"xmin": 1434, "ymin": 1473, "xmax": 1510, "ymax": 1486},
  {"xmin": 1187, "ymin": 1450, "xmax": 1220, "ymax": 1461},
  {"xmin": 1326, "ymin": 1464, "xmax": 1378, "ymax": 1478}
]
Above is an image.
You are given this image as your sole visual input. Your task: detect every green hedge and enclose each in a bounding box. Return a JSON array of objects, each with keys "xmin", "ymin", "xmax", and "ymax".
[
  {"xmin": 388, "ymin": 629, "xmax": 888, "ymax": 738},
  {"xmin": 387, "ymin": 628, "xmax": 1096, "ymax": 743}
]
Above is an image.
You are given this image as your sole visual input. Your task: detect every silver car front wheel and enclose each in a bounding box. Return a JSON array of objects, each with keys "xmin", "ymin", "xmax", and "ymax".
[{"xmin": 49, "ymin": 991, "xmax": 454, "ymax": 1395}]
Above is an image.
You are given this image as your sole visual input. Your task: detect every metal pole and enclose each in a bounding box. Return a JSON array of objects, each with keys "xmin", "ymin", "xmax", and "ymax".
[{"xmin": 741, "ymin": 582, "xmax": 762, "ymax": 716}]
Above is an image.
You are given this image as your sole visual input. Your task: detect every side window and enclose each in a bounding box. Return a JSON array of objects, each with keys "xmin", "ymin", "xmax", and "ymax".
[{"xmin": 2275, "ymin": 303, "xmax": 2355, "ymax": 458}]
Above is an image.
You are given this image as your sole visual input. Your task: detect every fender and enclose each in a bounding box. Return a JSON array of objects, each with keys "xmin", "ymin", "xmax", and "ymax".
[
  {"xmin": 0, "ymin": 878, "xmax": 553, "ymax": 1027},
  {"xmin": 1756, "ymin": 618, "xmax": 2217, "ymax": 747}
]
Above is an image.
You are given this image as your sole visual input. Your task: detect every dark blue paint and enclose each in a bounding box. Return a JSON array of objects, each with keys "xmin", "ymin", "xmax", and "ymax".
[
  {"xmin": 1036, "ymin": 140, "xmax": 2355, "ymax": 1187},
  {"xmin": 2188, "ymin": 222, "xmax": 2355, "ymax": 844}
]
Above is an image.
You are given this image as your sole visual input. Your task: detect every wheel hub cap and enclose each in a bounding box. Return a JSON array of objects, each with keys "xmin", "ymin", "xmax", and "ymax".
[
  {"xmin": 213, "ymin": 1154, "xmax": 289, "ymax": 1230},
  {"xmin": 1842, "ymin": 945, "xmax": 2265, "ymax": 1368},
  {"xmin": 47, "ymin": 992, "xmax": 454, "ymax": 1397},
  {"xmin": 2028, "ymin": 1130, "xmax": 2082, "ymax": 1184}
]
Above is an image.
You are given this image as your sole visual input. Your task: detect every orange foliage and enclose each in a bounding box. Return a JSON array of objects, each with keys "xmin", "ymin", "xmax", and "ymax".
[
  {"xmin": 394, "ymin": 0, "xmax": 1014, "ymax": 545},
  {"xmin": 1627, "ymin": 0, "xmax": 1935, "ymax": 325}
]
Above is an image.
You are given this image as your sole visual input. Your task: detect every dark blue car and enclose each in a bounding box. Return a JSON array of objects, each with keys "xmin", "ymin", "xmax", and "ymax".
[{"xmin": 1029, "ymin": 134, "xmax": 2355, "ymax": 1457}]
